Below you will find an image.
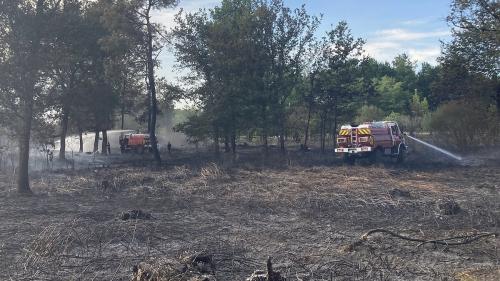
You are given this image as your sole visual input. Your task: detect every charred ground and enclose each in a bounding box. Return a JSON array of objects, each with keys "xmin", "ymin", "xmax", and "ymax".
[{"xmin": 0, "ymin": 148, "xmax": 499, "ymax": 280}]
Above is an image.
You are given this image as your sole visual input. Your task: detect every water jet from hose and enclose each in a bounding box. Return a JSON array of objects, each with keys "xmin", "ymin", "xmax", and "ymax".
[{"xmin": 406, "ymin": 134, "xmax": 463, "ymax": 161}]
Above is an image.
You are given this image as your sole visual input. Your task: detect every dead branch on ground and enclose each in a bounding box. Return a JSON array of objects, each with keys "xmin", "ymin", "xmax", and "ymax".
[{"xmin": 345, "ymin": 229, "xmax": 498, "ymax": 252}]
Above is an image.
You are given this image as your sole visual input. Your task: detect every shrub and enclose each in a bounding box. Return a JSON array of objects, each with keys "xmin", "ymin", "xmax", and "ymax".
[
  {"xmin": 429, "ymin": 101, "xmax": 499, "ymax": 150},
  {"xmin": 355, "ymin": 105, "xmax": 385, "ymax": 124},
  {"xmin": 384, "ymin": 112, "xmax": 413, "ymax": 133}
]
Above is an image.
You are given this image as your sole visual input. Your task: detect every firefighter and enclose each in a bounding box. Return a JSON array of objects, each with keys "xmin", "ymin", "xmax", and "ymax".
[{"xmin": 167, "ymin": 142, "xmax": 172, "ymax": 154}]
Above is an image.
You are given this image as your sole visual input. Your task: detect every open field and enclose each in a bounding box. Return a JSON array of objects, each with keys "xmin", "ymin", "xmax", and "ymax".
[{"xmin": 0, "ymin": 149, "xmax": 499, "ymax": 280}]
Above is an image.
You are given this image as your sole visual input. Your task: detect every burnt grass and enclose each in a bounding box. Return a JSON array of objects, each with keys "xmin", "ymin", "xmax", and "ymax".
[{"xmin": 0, "ymin": 147, "xmax": 499, "ymax": 280}]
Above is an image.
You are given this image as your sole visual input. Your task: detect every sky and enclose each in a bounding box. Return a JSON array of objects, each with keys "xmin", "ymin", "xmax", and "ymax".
[{"xmin": 153, "ymin": 0, "xmax": 453, "ymax": 83}]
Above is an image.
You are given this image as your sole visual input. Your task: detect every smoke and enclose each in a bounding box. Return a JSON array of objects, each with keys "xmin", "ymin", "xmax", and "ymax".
[
  {"xmin": 155, "ymin": 126, "xmax": 194, "ymax": 149},
  {"xmin": 53, "ymin": 130, "xmax": 135, "ymax": 153}
]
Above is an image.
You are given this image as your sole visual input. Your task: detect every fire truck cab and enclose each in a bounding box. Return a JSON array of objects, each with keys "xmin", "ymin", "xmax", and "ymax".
[{"xmin": 335, "ymin": 121, "xmax": 407, "ymax": 164}]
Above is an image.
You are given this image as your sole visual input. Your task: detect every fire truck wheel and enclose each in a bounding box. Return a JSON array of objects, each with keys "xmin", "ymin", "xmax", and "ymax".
[
  {"xmin": 343, "ymin": 154, "xmax": 355, "ymax": 165},
  {"xmin": 397, "ymin": 146, "xmax": 406, "ymax": 163},
  {"xmin": 370, "ymin": 148, "xmax": 383, "ymax": 164},
  {"xmin": 137, "ymin": 147, "xmax": 145, "ymax": 154}
]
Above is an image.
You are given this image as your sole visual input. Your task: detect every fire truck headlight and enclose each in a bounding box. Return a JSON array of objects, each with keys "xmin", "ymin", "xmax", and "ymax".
[{"xmin": 337, "ymin": 137, "xmax": 347, "ymax": 143}]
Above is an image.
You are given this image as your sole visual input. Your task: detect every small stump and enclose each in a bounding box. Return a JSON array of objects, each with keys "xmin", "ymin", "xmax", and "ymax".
[
  {"xmin": 246, "ymin": 257, "xmax": 285, "ymax": 281},
  {"xmin": 121, "ymin": 209, "xmax": 152, "ymax": 221},
  {"xmin": 437, "ymin": 199, "xmax": 461, "ymax": 215},
  {"xmin": 389, "ymin": 188, "xmax": 411, "ymax": 198}
]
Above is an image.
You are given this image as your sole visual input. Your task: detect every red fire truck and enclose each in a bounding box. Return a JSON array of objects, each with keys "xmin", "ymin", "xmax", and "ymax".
[
  {"xmin": 119, "ymin": 133, "xmax": 151, "ymax": 154},
  {"xmin": 335, "ymin": 121, "xmax": 407, "ymax": 164}
]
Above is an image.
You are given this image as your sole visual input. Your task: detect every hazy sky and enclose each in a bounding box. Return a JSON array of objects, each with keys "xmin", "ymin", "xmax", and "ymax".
[{"xmin": 153, "ymin": 0, "xmax": 452, "ymax": 83}]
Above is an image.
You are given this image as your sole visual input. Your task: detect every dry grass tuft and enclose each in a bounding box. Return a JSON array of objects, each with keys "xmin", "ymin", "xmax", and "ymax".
[
  {"xmin": 132, "ymin": 253, "xmax": 216, "ymax": 281},
  {"xmin": 199, "ymin": 163, "xmax": 229, "ymax": 182}
]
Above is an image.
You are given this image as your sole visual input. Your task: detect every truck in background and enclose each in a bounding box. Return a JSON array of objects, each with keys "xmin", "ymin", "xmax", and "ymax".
[{"xmin": 119, "ymin": 133, "xmax": 151, "ymax": 154}]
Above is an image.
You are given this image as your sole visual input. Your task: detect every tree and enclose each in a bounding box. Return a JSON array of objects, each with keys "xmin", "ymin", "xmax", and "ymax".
[
  {"xmin": 48, "ymin": 0, "xmax": 88, "ymax": 160},
  {"xmin": 446, "ymin": 0, "xmax": 499, "ymax": 78},
  {"xmin": 392, "ymin": 53, "xmax": 417, "ymax": 92},
  {"xmin": 260, "ymin": 1, "xmax": 319, "ymax": 153},
  {"xmin": 407, "ymin": 91, "xmax": 430, "ymax": 133},
  {"xmin": 173, "ymin": 7, "xmax": 223, "ymax": 154},
  {"xmin": 98, "ymin": 0, "xmax": 146, "ymax": 132},
  {"xmin": 129, "ymin": 0, "xmax": 178, "ymax": 165},
  {"xmin": 444, "ymin": 0, "xmax": 499, "ymax": 112},
  {"xmin": 433, "ymin": 50, "xmax": 497, "ymax": 108},
  {"xmin": 315, "ymin": 21, "xmax": 365, "ymax": 152},
  {"xmin": 416, "ymin": 62, "xmax": 440, "ymax": 109},
  {"xmin": 0, "ymin": 0, "xmax": 60, "ymax": 193},
  {"xmin": 373, "ymin": 75, "xmax": 411, "ymax": 114},
  {"xmin": 174, "ymin": 0, "xmax": 318, "ymax": 155}
]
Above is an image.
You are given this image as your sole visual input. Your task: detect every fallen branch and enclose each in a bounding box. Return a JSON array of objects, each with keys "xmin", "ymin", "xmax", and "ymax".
[{"xmin": 344, "ymin": 229, "xmax": 497, "ymax": 252}]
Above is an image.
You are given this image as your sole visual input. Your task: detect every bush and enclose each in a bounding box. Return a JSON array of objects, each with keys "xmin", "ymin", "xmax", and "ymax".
[
  {"xmin": 429, "ymin": 101, "xmax": 499, "ymax": 150},
  {"xmin": 355, "ymin": 105, "xmax": 385, "ymax": 124},
  {"xmin": 421, "ymin": 112, "xmax": 432, "ymax": 132},
  {"xmin": 384, "ymin": 112, "xmax": 413, "ymax": 133}
]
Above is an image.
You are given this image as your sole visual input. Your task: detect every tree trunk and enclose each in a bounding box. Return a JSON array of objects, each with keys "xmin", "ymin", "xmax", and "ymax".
[
  {"xmin": 146, "ymin": 4, "xmax": 161, "ymax": 165},
  {"xmin": 278, "ymin": 112, "xmax": 286, "ymax": 153},
  {"xmin": 333, "ymin": 102, "xmax": 338, "ymax": 149},
  {"xmin": 304, "ymin": 74, "xmax": 314, "ymax": 149},
  {"xmin": 279, "ymin": 132, "xmax": 285, "ymax": 153},
  {"xmin": 16, "ymin": 0, "xmax": 45, "ymax": 194},
  {"xmin": 327, "ymin": 116, "xmax": 333, "ymax": 149},
  {"xmin": 121, "ymin": 78, "xmax": 126, "ymax": 130},
  {"xmin": 78, "ymin": 129, "xmax": 83, "ymax": 153},
  {"xmin": 496, "ymin": 82, "xmax": 500, "ymax": 115},
  {"xmin": 320, "ymin": 114, "xmax": 326, "ymax": 154},
  {"xmin": 224, "ymin": 135, "xmax": 230, "ymax": 152},
  {"xmin": 303, "ymin": 102, "xmax": 312, "ymax": 148},
  {"xmin": 17, "ymin": 100, "xmax": 33, "ymax": 194},
  {"xmin": 121, "ymin": 106, "xmax": 125, "ymax": 130},
  {"xmin": 213, "ymin": 124, "xmax": 220, "ymax": 156},
  {"xmin": 231, "ymin": 134, "xmax": 236, "ymax": 154},
  {"xmin": 93, "ymin": 130, "xmax": 100, "ymax": 152},
  {"xmin": 101, "ymin": 130, "xmax": 108, "ymax": 155},
  {"xmin": 262, "ymin": 105, "xmax": 268, "ymax": 154},
  {"xmin": 59, "ymin": 109, "xmax": 69, "ymax": 160}
]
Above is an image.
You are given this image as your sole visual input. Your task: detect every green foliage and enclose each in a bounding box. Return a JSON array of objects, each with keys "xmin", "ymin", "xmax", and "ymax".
[
  {"xmin": 445, "ymin": 0, "xmax": 499, "ymax": 78},
  {"xmin": 355, "ymin": 105, "xmax": 385, "ymax": 124},
  {"xmin": 373, "ymin": 76, "xmax": 411, "ymax": 114},
  {"xmin": 173, "ymin": 0, "xmax": 319, "ymax": 151},
  {"xmin": 410, "ymin": 92, "xmax": 429, "ymax": 117},
  {"xmin": 384, "ymin": 112, "xmax": 409, "ymax": 131},
  {"xmin": 392, "ymin": 53, "xmax": 417, "ymax": 91},
  {"xmin": 416, "ymin": 62, "xmax": 440, "ymax": 109},
  {"xmin": 0, "ymin": 0, "xmax": 497, "ymax": 170},
  {"xmin": 312, "ymin": 21, "xmax": 366, "ymax": 150},
  {"xmin": 173, "ymin": 113, "xmax": 211, "ymax": 144},
  {"xmin": 429, "ymin": 101, "xmax": 499, "ymax": 149}
]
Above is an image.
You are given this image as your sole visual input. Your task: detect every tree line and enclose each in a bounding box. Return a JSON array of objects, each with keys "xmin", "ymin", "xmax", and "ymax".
[
  {"xmin": 0, "ymin": 0, "xmax": 498, "ymax": 193},
  {"xmin": 0, "ymin": 0, "xmax": 177, "ymax": 193},
  {"xmin": 172, "ymin": 0, "xmax": 499, "ymax": 153}
]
